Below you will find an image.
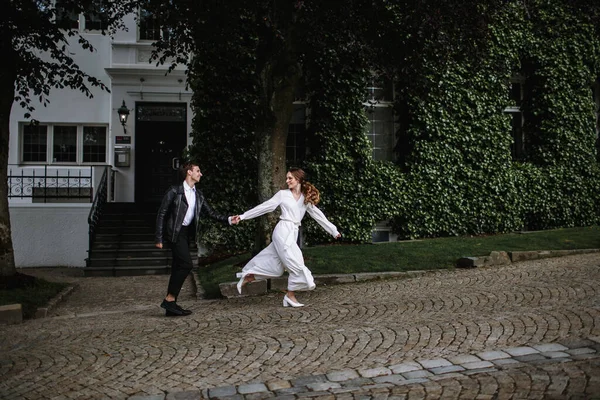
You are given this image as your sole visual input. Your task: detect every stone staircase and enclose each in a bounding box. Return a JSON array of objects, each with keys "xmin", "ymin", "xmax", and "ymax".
[{"xmin": 84, "ymin": 202, "xmax": 197, "ymax": 277}]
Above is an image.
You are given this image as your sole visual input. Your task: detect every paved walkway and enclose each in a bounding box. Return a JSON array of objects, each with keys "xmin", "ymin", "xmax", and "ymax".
[{"xmin": 0, "ymin": 253, "xmax": 599, "ymax": 399}]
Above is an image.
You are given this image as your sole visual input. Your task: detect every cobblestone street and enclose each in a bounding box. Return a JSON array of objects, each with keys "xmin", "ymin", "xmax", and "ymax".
[{"xmin": 0, "ymin": 253, "xmax": 599, "ymax": 399}]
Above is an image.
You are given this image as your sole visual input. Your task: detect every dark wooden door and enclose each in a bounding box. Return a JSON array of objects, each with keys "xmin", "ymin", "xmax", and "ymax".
[{"xmin": 135, "ymin": 103, "xmax": 187, "ymax": 203}]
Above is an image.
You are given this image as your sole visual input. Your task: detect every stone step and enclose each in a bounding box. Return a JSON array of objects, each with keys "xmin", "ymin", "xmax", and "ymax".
[
  {"xmin": 88, "ymin": 257, "xmax": 171, "ymax": 268},
  {"xmin": 97, "ymin": 220, "xmax": 154, "ymax": 227},
  {"xmin": 92, "ymin": 242, "xmax": 159, "ymax": 250},
  {"xmin": 101, "ymin": 202, "xmax": 159, "ymax": 211},
  {"xmin": 88, "ymin": 255, "xmax": 199, "ymax": 267},
  {"xmin": 98, "ymin": 214, "xmax": 156, "ymax": 222},
  {"xmin": 87, "ymin": 202, "xmax": 177, "ymax": 275},
  {"xmin": 83, "ymin": 265, "xmax": 171, "ymax": 277},
  {"xmin": 89, "ymin": 249, "xmax": 171, "ymax": 259},
  {"xmin": 95, "ymin": 233, "xmax": 155, "ymax": 242},
  {"xmin": 95, "ymin": 226, "xmax": 155, "ymax": 234},
  {"xmin": 91, "ymin": 242, "xmax": 198, "ymax": 250}
]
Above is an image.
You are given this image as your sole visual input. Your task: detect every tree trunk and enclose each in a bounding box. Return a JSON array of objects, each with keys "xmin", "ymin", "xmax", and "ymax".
[
  {"xmin": 252, "ymin": 1, "xmax": 302, "ymax": 252},
  {"xmin": 254, "ymin": 61, "xmax": 301, "ymax": 252},
  {"xmin": 255, "ymin": 121, "xmax": 274, "ymax": 251},
  {"xmin": 0, "ymin": 69, "xmax": 16, "ymax": 277}
]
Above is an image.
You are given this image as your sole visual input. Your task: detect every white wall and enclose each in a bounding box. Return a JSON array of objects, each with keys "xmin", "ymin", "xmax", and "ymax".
[
  {"xmin": 8, "ymin": 12, "xmax": 193, "ymax": 205},
  {"xmin": 9, "ymin": 34, "xmax": 112, "ymax": 164},
  {"xmin": 9, "ymin": 204, "xmax": 91, "ymax": 267},
  {"xmin": 6, "ymin": 13, "xmax": 195, "ymax": 268}
]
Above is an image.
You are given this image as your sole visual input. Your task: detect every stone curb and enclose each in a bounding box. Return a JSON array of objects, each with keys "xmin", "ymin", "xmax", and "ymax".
[
  {"xmin": 508, "ymin": 248, "xmax": 599, "ymax": 262},
  {"xmin": 219, "ymin": 269, "xmax": 433, "ymax": 298},
  {"xmin": 190, "ymin": 270, "xmax": 205, "ymax": 300},
  {"xmin": 457, "ymin": 248, "xmax": 599, "ymax": 268},
  {"xmin": 127, "ymin": 336, "xmax": 600, "ymax": 399},
  {"xmin": 0, "ymin": 304, "xmax": 22, "ymax": 325},
  {"xmin": 219, "ymin": 248, "xmax": 600, "ymax": 298},
  {"xmin": 35, "ymin": 285, "xmax": 75, "ymax": 319},
  {"xmin": 0, "ymin": 284, "xmax": 75, "ymax": 324}
]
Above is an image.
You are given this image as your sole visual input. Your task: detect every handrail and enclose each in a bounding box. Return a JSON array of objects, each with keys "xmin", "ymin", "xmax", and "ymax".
[{"xmin": 87, "ymin": 166, "xmax": 109, "ymax": 266}]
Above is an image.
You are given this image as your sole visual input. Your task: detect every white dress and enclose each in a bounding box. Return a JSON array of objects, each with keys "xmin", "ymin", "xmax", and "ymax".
[{"xmin": 238, "ymin": 190, "xmax": 340, "ymax": 291}]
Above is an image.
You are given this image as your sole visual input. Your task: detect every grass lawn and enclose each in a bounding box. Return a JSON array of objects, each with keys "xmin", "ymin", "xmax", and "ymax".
[
  {"xmin": 197, "ymin": 225, "xmax": 600, "ymax": 298},
  {"xmin": 0, "ymin": 274, "xmax": 68, "ymax": 319}
]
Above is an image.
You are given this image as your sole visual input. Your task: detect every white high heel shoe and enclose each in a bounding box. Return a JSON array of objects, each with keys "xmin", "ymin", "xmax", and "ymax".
[
  {"xmin": 236, "ymin": 276, "xmax": 245, "ymax": 294},
  {"xmin": 283, "ymin": 295, "xmax": 304, "ymax": 308}
]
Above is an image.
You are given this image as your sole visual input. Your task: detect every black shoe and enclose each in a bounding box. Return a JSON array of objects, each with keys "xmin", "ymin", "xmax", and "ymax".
[
  {"xmin": 160, "ymin": 299, "xmax": 184, "ymax": 316},
  {"xmin": 175, "ymin": 303, "xmax": 192, "ymax": 316},
  {"xmin": 165, "ymin": 310, "xmax": 181, "ymax": 317}
]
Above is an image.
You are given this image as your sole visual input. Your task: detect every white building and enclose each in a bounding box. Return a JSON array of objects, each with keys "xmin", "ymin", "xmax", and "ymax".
[{"xmin": 9, "ymin": 11, "xmax": 193, "ymax": 267}]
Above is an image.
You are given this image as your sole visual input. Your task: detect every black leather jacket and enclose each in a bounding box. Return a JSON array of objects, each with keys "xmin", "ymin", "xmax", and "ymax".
[{"xmin": 155, "ymin": 183, "xmax": 229, "ymax": 244}]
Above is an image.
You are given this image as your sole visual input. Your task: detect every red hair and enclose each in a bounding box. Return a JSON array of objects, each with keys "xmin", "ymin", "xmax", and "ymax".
[{"xmin": 288, "ymin": 168, "xmax": 320, "ymax": 205}]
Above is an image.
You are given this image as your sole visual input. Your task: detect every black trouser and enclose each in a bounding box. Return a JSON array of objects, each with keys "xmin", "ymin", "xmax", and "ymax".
[{"xmin": 167, "ymin": 225, "xmax": 194, "ymax": 298}]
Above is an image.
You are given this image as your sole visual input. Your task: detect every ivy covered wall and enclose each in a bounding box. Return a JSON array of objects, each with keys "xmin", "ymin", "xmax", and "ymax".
[
  {"xmin": 385, "ymin": 0, "xmax": 600, "ymax": 237},
  {"xmin": 386, "ymin": 1, "xmax": 529, "ymax": 238},
  {"xmin": 190, "ymin": 0, "xmax": 600, "ymax": 252},
  {"xmin": 517, "ymin": 0, "xmax": 600, "ymax": 230},
  {"xmin": 302, "ymin": 44, "xmax": 405, "ymax": 244}
]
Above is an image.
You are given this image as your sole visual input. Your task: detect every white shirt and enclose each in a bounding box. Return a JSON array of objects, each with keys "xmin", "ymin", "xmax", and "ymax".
[{"xmin": 182, "ymin": 181, "xmax": 196, "ymax": 226}]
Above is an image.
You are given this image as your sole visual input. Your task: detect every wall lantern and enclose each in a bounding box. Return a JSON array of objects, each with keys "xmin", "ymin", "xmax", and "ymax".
[{"xmin": 117, "ymin": 100, "xmax": 130, "ymax": 134}]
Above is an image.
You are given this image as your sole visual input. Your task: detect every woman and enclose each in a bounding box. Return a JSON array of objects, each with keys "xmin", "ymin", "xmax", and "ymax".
[{"xmin": 235, "ymin": 168, "xmax": 341, "ymax": 307}]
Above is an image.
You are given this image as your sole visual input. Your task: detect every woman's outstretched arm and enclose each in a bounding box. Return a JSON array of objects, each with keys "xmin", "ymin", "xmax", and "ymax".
[
  {"xmin": 306, "ymin": 203, "xmax": 340, "ymax": 238},
  {"xmin": 239, "ymin": 191, "xmax": 283, "ymax": 221}
]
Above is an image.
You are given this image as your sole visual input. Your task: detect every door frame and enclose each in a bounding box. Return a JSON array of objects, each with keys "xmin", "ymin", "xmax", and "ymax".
[{"xmin": 134, "ymin": 101, "xmax": 188, "ymax": 203}]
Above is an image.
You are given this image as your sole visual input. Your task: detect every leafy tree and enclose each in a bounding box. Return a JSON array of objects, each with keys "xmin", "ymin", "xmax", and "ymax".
[
  {"xmin": 0, "ymin": 0, "xmax": 137, "ymax": 277},
  {"xmin": 142, "ymin": 0, "xmax": 512, "ymax": 249},
  {"xmin": 142, "ymin": 0, "xmax": 380, "ymax": 250}
]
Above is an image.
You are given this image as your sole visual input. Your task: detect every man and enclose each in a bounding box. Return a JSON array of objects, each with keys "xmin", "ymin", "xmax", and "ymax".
[{"xmin": 155, "ymin": 161, "xmax": 237, "ymax": 316}]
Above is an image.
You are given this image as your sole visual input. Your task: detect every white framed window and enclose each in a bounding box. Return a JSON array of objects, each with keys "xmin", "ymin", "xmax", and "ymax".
[
  {"xmin": 83, "ymin": 126, "xmax": 108, "ymax": 162},
  {"xmin": 21, "ymin": 123, "xmax": 107, "ymax": 165},
  {"xmin": 53, "ymin": 125, "xmax": 77, "ymax": 163},
  {"xmin": 286, "ymin": 105, "xmax": 307, "ymax": 165},
  {"xmin": 22, "ymin": 124, "xmax": 48, "ymax": 163},
  {"xmin": 54, "ymin": 0, "xmax": 110, "ymax": 32},
  {"xmin": 593, "ymin": 79, "xmax": 600, "ymax": 137},
  {"xmin": 364, "ymin": 75, "xmax": 395, "ymax": 161},
  {"xmin": 54, "ymin": 0, "xmax": 81, "ymax": 30},
  {"xmin": 504, "ymin": 75, "xmax": 525, "ymax": 160},
  {"xmin": 138, "ymin": 8, "xmax": 171, "ymax": 41},
  {"xmin": 82, "ymin": 13, "xmax": 107, "ymax": 32},
  {"xmin": 80, "ymin": 0, "xmax": 108, "ymax": 32},
  {"xmin": 593, "ymin": 79, "xmax": 600, "ymax": 160}
]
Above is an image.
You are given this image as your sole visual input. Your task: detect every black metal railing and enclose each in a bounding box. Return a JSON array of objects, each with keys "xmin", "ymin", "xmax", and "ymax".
[
  {"xmin": 87, "ymin": 166, "xmax": 109, "ymax": 266},
  {"xmin": 8, "ymin": 165, "xmax": 93, "ymax": 202},
  {"xmin": 110, "ymin": 168, "xmax": 116, "ymax": 202}
]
